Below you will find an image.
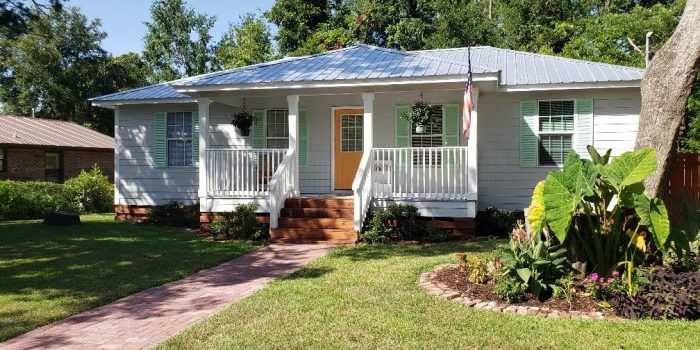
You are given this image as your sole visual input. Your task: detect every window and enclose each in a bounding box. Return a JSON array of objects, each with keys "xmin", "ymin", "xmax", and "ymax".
[
  {"xmin": 0, "ymin": 149, "xmax": 5, "ymax": 172},
  {"xmin": 340, "ymin": 114, "xmax": 363, "ymax": 152},
  {"xmin": 266, "ymin": 109, "xmax": 289, "ymax": 149},
  {"xmin": 538, "ymin": 100, "xmax": 574, "ymax": 166},
  {"xmin": 167, "ymin": 112, "xmax": 193, "ymax": 166},
  {"xmin": 411, "ymin": 105, "xmax": 443, "ymax": 165},
  {"xmin": 45, "ymin": 151, "xmax": 63, "ymax": 182}
]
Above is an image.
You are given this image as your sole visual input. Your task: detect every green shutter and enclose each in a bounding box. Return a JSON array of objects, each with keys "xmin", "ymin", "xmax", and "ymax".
[
  {"xmin": 520, "ymin": 100, "xmax": 538, "ymax": 168},
  {"xmin": 192, "ymin": 111, "xmax": 199, "ymax": 167},
  {"xmin": 395, "ymin": 105, "xmax": 411, "ymax": 165},
  {"xmin": 252, "ymin": 109, "xmax": 265, "ymax": 148},
  {"xmin": 154, "ymin": 112, "xmax": 167, "ymax": 168},
  {"xmin": 575, "ymin": 99, "xmax": 593, "ymax": 159},
  {"xmin": 442, "ymin": 103, "xmax": 461, "ymax": 166},
  {"xmin": 299, "ymin": 108, "xmax": 309, "ymax": 166}
]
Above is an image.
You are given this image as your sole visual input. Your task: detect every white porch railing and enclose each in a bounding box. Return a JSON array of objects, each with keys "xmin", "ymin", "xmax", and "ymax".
[
  {"xmin": 352, "ymin": 146, "xmax": 471, "ymax": 231},
  {"xmin": 268, "ymin": 148, "xmax": 297, "ymax": 228},
  {"xmin": 206, "ymin": 148, "xmax": 286, "ymax": 197}
]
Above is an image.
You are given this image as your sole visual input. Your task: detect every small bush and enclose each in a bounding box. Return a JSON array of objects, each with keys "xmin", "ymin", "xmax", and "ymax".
[
  {"xmin": 423, "ymin": 220, "xmax": 449, "ymax": 242},
  {"xmin": 585, "ymin": 271, "xmax": 625, "ymax": 301},
  {"xmin": 360, "ymin": 204, "xmax": 419, "ymax": 243},
  {"xmin": 210, "ymin": 203, "xmax": 266, "ymax": 240},
  {"xmin": 0, "ymin": 180, "xmax": 78, "ymax": 220},
  {"xmin": 144, "ymin": 201, "xmax": 199, "ymax": 228},
  {"xmin": 63, "ymin": 165, "xmax": 113, "ymax": 213},
  {"xmin": 457, "ymin": 253, "xmax": 487, "ymax": 284},
  {"xmin": 495, "ymin": 275, "xmax": 527, "ymax": 303},
  {"xmin": 611, "ymin": 267, "xmax": 700, "ymax": 320},
  {"xmin": 475, "ymin": 207, "xmax": 524, "ymax": 237}
]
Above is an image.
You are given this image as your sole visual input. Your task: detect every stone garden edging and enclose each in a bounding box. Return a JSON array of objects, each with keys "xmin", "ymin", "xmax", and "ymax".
[{"xmin": 418, "ymin": 264, "xmax": 624, "ymax": 321}]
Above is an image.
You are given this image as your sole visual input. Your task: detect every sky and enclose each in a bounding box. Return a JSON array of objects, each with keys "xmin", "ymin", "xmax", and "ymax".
[{"xmin": 67, "ymin": 0, "xmax": 277, "ymax": 56}]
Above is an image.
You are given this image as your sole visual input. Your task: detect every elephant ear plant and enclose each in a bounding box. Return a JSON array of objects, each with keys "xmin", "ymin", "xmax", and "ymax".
[{"xmin": 527, "ymin": 146, "xmax": 671, "ymax": 295}]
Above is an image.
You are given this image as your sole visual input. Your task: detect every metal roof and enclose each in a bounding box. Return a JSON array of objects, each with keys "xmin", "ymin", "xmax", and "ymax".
[
  {"xmin": 91, "ymin": 44, "xmax": 643, "ymax": 102},
  {"xmin": 413, "ymin": 47, "xmax": 643, "ymax": 86},
  {"xmin": 0, "ymin": 115, "xmax": 114, "ymax": 149}
]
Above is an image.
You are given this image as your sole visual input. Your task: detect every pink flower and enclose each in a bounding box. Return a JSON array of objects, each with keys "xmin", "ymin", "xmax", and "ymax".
[
  {"xmin": 607, "ymin": 278, "xmax": 614, "ymax": 283},
  {"xmin": 595, "ymin": 285, "xmax": 600, "ymax": 290},
  {"xmin": 612, "ymin": 271, "xmax": 620, "ymax": 277},
  {"xmin": 599, "ymin": 277, "xmax": 605, "ymax": 283},
  {"xmin": 590, "ymin": 273, "xmax": 599, "ymax": 281}
]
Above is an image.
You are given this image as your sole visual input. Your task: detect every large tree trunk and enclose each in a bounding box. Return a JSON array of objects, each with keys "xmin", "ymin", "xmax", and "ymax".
[{"xmin": 635, "ymin": 0, "xmax": 700, "ymax": 197}]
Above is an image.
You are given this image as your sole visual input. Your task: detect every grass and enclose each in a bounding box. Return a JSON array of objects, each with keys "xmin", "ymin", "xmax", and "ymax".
[
  {"xmin": 0, "ymin": 214, "xmax": 260, "ymax": 341},
  {"xmin": 159, "ymin": 241, "xmax": 700, "ymax": 350}
]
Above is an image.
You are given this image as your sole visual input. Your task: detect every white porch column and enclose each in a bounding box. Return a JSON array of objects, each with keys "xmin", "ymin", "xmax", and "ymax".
[
  {"xmin": 197, "ymin": 98, "xmax": 211, "ymax": 200},
  {"xmin": 287, "ymin": 95, "xmax": 300, "ymax": 193},
  {"xmin": 467, "ymin": 87, "xmax": 479, "ymax": 217},
  {"xmin": 362, "ymin": 93, "xmax": 375, "ymax": 151}
]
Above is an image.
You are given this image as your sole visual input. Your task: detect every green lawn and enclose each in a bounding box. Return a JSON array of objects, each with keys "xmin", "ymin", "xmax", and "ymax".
[
  {"xmin": 0, "ymin": 214, "xmax": 260, "ymax": 341},
  {"xmin": 159, "ymin": 241, "xmax": 699, "ymax": 350}
]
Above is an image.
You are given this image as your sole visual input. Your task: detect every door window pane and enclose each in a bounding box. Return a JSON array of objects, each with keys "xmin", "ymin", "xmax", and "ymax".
[{"xmin": 340, "ymin": 114, "xmax": 363, "ymax": 152}]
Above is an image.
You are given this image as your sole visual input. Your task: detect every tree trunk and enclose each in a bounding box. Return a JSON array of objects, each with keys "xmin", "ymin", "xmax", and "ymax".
[{"xmin": 635, "ymin": 0, "xmax": 700, "ymax": 197}]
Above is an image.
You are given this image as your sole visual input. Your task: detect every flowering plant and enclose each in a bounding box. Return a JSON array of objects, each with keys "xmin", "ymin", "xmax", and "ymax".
[{"xmin": 586, "ymin": 271, "xmax": 624, "ymax": 301}]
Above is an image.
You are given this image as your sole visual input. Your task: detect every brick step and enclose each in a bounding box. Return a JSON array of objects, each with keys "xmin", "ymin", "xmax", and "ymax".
[
  {"xmin": 267, "ymin": 238, "xmax": 357, "ymax": 245},
  {"xmin": 284, "ymin": 198, "xmax": 354, "ymax": 209},
  {"xmin": 278, "ymin": 218, "xmax": 353, "ymax": 229},
  {"xmin": 280, "ymin": 208, "xmax": 353, "ymax": 219},
  {"xmin": 270, "ymin": 228, "xmax": 359, "ymax": 241}
]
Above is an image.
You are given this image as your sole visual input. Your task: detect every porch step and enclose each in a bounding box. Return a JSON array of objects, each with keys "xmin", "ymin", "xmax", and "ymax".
[
  {"xmin": 279, "ymin": 217, "xmax": 353, "ymax": 229},
  {"xmin": 269, "ymin": 228, "xmax": 359, "ymax": 241},
  {"xmin": 280, "ymin": 208, "xmax": 353, "ymax": 219},
  {"xmin": 271, "ymin": 197, "xmax": 358, "ymax": 244},
  {"xmin": 284, "ymin": 198, "xmax": 353, "ymax": 209}
]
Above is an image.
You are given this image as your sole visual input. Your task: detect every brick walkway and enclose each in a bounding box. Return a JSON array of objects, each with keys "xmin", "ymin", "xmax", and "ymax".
[{"xmin": 1, "ymin": 244, "xmax": 333, "ymax": 350}]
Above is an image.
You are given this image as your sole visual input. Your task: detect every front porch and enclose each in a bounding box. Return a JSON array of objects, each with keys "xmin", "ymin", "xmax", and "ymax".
[{"xmin": 195, "ymin": 89, "xmax": 479, "ymax": 237}]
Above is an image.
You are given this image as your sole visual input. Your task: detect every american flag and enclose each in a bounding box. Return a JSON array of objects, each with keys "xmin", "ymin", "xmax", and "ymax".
[{"xmin": 463, "ymin": 47, "xmax": 473, "ymax": 139}]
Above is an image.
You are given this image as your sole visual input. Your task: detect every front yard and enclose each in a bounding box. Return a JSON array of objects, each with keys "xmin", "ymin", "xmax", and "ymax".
[
  {"xmin": 159, "ymin": 242, "xmax": 700, "ymax": 350},
  {"xmin": 0, "ymin": 214, "xmax": 260, "ymax": 341}
]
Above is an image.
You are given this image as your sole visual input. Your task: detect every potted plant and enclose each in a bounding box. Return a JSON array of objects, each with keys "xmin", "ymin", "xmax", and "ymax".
[
  {"xmin": 402, "ymin": 99, "xmax": 434, "ymax": 133},
  {"xmin": 230, "ymin": 110, "xmax": 256, "ymax": 136}
]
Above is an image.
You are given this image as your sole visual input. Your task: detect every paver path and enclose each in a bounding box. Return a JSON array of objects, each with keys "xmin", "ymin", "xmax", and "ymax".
[{"xmin": 1, "ymin": 244, "xmax": 333, "ymax": 350}]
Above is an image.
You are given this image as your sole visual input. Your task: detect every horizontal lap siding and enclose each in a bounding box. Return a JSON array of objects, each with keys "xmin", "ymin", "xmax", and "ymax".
[{"xmin": 477, "ymin": 88, "xmax": 640, "ymax": 211}]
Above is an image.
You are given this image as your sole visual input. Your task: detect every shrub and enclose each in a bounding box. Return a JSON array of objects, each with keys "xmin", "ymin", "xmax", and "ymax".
[
  {"xmin": 457, "ymin": 253, "xmax": 487, "ymax": 284},
  {"xmin": 553, "ymin": 273, "xmax": 575, "ymax": 308},
  {"xmin": 210, "ymin": 203, "xmax": 265, "ymax": 240},
  {"xmin": 611, "ymin": 267, "xmax": 700, "ymax": 320},
  {"xmin": 63, "ymin": 165, "xmax": 113, "ymax": 213},
  {"xmin": 144, "ymin": 201, "xmax": 199, "ymax": 228},
  {"xmin": 360, "ymin": 204, "xmax": 419, "ymax": 243},
  {"xmin": 475, "ymin": 207, "xmax": 523, "ymax": 237},
  {"xmin": 423, "ymin": 220, "xmax": 449, "ymax": 242},
  {"xmin": 0, "ymin": 180, "xmax": 78, "ymax": 220},
  {"xmin": 585, "ymin": 271, "xmax": 625, "ymax": 301},
  {"xmin": 495, "ymin": 275, "xmax": 527, "ymax": 303}
]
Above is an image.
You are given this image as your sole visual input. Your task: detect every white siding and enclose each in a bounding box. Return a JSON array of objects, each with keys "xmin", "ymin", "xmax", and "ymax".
[{"xmin": 477, "ymin": 88, "xmax": 640, "ymax": 211}]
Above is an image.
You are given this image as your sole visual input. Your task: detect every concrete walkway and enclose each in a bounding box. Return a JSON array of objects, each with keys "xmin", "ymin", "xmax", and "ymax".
[{"xmin": 1, "ymin": 244, "xmax": 333, "ymax": 350}]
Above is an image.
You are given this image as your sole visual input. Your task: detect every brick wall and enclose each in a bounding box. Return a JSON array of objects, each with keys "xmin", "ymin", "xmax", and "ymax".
[{"xmin": 0, "ymin": 147, "xmax": 113, "ymax": 182}]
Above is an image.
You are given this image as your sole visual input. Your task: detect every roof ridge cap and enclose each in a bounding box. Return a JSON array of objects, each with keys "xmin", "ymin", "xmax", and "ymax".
[{"xmin": 367, "ymin": 45, "xmax": 496, "ymax": 71}]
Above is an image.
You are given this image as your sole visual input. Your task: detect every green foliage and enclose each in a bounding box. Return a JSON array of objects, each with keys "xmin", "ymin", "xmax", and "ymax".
[
  {"xmin": 423, "ymin": 220, "xmax": 449, "ymax": 243},
  {"xmin": 0, "ymin": 0, "xmax": 63, "ymax": 37},
  {"xmin": 216, "ymin": 12, "xmax": 275, "ymax": 69},
  {"xmin": 553, "ymin": 272, "xmax": 575, "ymax": 308},
  {"xmin": 666, "ymin": 195, "xmax": 700, "ymax": 269},
  {"xmin": 494, "ymin": 275, "xmax": 527, "ymax": 304},
  {"xmin": 0, "ymin": 180, "xmax": 78, "ymax": 220},
  {"xmin": 401, "ymin": 99, "xmax": 434, "ymax": 126},
  {"xmin": 142, "ymin": 0, "xmax": 216, "ymax": 82},
  {"xmin": 62, "ymin": 165, "xmax": 113, "ymax": 214},
  {"xmin": 532, "ymin": 147, "xmax": 671, "ymax": 277},
  {"xmin": 457, "ymin": 253, "xmax": 487, "ymax": 284},
  {"xmin": 230, "ymin": 110, "xmax": 257, "ymax": 130},
  {"xmin": 585, "ymin": 271, "xmax": 625, "ymax": 301},
  {"xmin": 209, "ymin": 203, "xmax": 266, "ymax": 240},
  {"xmin": 499, "ymin": 227, "xmax": 569, "ymax": 300},
  {"xmin": 360, "ymin": 204, "xmax": 419, "ymax": 243},
  {"xmin": 265, "ymin": 0, "xmax": 332, "ymax": 55},
  {"xmin": 680, "ymin": 75, "xmax": 700, "ymax": 153},
  {"xmin": 475, "ymin": 207, "xmax": 523, "ymax": 237},
  {"xmin": 144, "ymin": 201, "xmax": 199, "ymax": 228}
]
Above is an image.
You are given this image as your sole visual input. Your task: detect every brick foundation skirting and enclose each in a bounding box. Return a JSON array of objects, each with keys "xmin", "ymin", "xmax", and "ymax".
[
  {"xmin": 114, "ymin": 205, "xmax": 270, "ymax": 231},
  {"xmin": 419, "ymin": 264, "xmax": 624, "ymax": 321}
]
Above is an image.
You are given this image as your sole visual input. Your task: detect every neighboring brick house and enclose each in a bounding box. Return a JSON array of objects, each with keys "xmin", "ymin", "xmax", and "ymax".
[{"xmin": 0, "ymin": 116, "xmax": 114, "ymax": 182}]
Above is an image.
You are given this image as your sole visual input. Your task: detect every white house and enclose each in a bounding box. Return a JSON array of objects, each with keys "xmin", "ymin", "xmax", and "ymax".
[{"xmin": 91, "ymin": 45, "xmax": 643, "ymax": 243}]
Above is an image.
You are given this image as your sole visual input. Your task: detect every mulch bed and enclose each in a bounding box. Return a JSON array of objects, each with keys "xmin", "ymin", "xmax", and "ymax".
[{"xmin": 433, "ymin": 264, "xmax": 613, "ymax": 316}]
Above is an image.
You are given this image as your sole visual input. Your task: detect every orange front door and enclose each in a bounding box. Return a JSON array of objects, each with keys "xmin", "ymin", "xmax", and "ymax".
[{"xmin": 334, "ymin": 108, "xmax": 364, "ymax": 189}]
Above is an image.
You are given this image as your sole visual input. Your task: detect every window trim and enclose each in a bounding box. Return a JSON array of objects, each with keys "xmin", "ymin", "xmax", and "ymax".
[
  {"xmin": 44, "ymin": 150, "xmax": 64, "ymax": 183},
  {"xmin": 535, "ymin": 99, "xmax": 577, "ymax": 167},
  {"xmin": 0, "ymin": 148, "xmax": 5, "ymax": 173},
  {"xmin": 339, "ymin": 113, "xmax": 364, "ymax": 153},
  {"xmin": 166, "ymin": 111, "xmax": 193, "ymax": 167},
  {"xmin": 265, "ymin": 108, "xmax": 290, "ymax": 149}
]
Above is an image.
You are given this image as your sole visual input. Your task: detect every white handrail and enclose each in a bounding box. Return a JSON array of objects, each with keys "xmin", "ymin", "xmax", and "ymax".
[
  {"xmin": 268, "ymin": 148, "xmax": 296, "ymax": 228},
  {"xmin": 206, "ymin": 148, "xmax": 285, "ymax": 197},
  {"xmin": 352, "ymin": 150, "xmax": 374, "ymax": 232}
]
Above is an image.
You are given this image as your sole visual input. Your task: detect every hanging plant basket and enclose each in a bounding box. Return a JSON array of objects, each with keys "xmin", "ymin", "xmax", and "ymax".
[
  {"xmin": 401, "ymin": 98, "xmax": 434, "ymax": 133},
  {"xmin": 230, "ymin": 110, "xmax": 256, "ymax": 136}
]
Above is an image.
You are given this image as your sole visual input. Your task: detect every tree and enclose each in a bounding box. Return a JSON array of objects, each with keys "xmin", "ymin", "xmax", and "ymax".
[
  {"xmin": 0, "ymin": 0, "xmax": 62, "ymax": 37},
  {"xmin": 142, "ymin": 0, "xmax": 216, "ymax": 82},
  {"xmin": 216, "ymin": 13, "xmax": 274, "ymax": 69},
  {"xmin": 425, "ymin": 0, "xmax": 498, "ymax": 49},
  {"xmin": 634, "ymin": 0, "xmax": 700, "ymax": 197},
  {"xmin": 265, "ymin": 0, "xmax": 331, "ymax": 55}
]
